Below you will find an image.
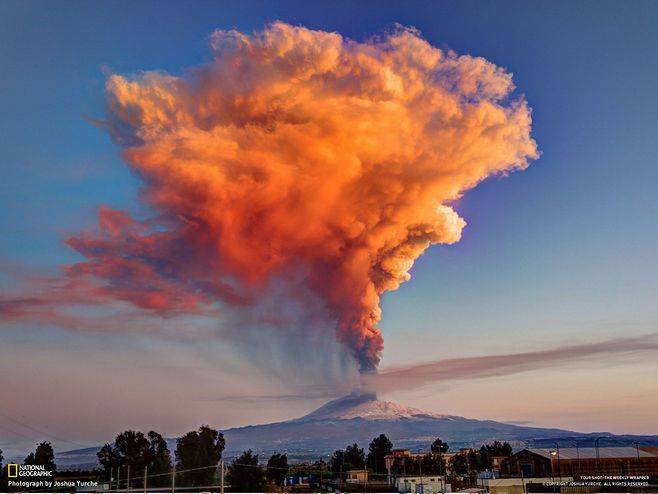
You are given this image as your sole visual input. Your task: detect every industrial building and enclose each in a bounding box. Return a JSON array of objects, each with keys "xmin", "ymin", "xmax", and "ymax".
[{"xmin": 500, "ymin": 447, "xmax": 658, "ymax": 478}]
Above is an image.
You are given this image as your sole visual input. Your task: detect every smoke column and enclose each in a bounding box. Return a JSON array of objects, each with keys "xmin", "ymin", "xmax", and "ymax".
[{"xmin": 2, "ymin": 23, "xmax": 538, "ymax": 371}]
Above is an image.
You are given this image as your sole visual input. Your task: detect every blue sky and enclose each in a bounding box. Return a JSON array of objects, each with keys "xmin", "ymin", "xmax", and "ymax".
[{"xmin": 1, "ymin": 0, "xmax": 657, "ymax": 453}]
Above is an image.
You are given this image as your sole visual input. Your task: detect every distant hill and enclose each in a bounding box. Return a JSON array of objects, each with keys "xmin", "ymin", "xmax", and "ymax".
[{"xmin": 49, "ymin": 393, "xmax": 658, "ymax": 468}]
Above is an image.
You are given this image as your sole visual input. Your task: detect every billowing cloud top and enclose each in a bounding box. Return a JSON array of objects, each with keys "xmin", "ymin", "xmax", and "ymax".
[{"xmin": 4, "ymin": 23, "xmax": 538, "ymax": 371}]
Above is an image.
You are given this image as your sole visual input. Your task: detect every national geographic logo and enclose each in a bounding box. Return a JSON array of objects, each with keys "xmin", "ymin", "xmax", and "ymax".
[
  {"xmin": 10, "ymin": 464, "xmax": 53, "ymax": 477},
  {"xmin": 6, "ymin": 464, "xmax": 55, "ymax": 490}
]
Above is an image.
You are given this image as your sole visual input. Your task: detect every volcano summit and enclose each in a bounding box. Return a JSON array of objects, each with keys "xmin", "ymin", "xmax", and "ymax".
[
  {"xmin": 47, "ymin": 393, "xmax": 658, "ymax": 469},
  {"xmin": 217, "ymin": 394, "xmax": 655, "ymax": 459}
]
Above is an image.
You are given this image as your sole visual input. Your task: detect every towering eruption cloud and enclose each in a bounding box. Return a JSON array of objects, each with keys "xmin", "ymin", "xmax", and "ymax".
[{"xmin": 1, "ymin": 23, "xmax": 538, "ymax": 371}]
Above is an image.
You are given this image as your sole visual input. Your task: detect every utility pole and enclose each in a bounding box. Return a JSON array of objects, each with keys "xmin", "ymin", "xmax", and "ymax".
[
  {"xmin": 595, "ymin": 437, "xmax": 604, "ymax": 474},
  {"xmin": 127, "ymin": 465, "xmax": 131, "ymax": 493},
  {"xmin": 220, "ymin": 460, "xmax": 225, "ymax": 494},
  {"xmin": 418, "ymin": 455, "xmax": 424, "ymax": 494},
  {"xmin": 110, "ymin": 467, "xmax": 114, "ymax": 492},
  {"xmin": 635, "ymin": 443, "xmax": 641, "ymax": 474},
  {"xmin": 319, "ymin": 458, "xmax": 322, "ymax": 493},
  {"xmin": 554, "ymin": 442, "xmax": 561, "ymax": 483},
  {"xmin": 440, "ymin": 454, "xmax": 446, "ymax": 494},
  {"xmin": 171, "ymin": 463, "xmax": 176, "ymax": 494},
  {"xmin": 144, "ymin": 466, "xmax": 148, "ymax": 494},
  {"xmin": 339, "ymin": 460, "xmax": 343, "ymax": 493}
]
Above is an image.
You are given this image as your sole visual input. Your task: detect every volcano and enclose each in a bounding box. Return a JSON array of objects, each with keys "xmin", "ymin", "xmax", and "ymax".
[
  {"xmin": 47, "ymin": 394, "xmax": 658, "ymax": 469},
  {"xmin": 218, "ymin": 394, "xmax": 656, "ymax": 460}
]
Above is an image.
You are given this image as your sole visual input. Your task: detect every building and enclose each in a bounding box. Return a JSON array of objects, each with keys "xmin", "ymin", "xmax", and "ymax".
[
  {"xmin": 491, "ymin": 456, "xmax": 508, "ymax": 472},
  {"xmin": 345, "ymin": 469, "xmax": 369, "ymax": 484},
  {"xmin": 500, "ymin": 447, "xmax": 658, "ymax": 478},
  {"xmin": 488, "ymin": 477, "xmax": 569, "ymax": 494},
  {"xmin": 393, "ymin": 475, "xmax": 451, "ymax": 494}
]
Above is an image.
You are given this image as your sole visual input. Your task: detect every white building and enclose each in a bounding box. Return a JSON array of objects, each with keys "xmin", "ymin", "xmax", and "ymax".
[{"xmin": 393, "ymin": 475, "xmax": 451, "ymax": 494}]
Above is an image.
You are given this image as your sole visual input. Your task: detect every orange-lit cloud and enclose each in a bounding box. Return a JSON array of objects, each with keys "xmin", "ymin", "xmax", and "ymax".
[{"xmin": 0, "ymin": 22, "xmax": 537, "ymax": 370}]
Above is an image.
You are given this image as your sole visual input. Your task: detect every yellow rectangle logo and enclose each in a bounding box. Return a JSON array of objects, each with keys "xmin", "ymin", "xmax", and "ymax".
[{"xmin": 8, "ymin": 464, "xmax": 19, "ymax": 478}]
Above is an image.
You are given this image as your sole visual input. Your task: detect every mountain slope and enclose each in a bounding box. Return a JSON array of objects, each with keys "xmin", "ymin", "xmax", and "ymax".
[
  {"xmin": 220, "ymin": 393, "xmax": 628, "ymax": 459},
  {"xmin": 51, "ymin": 393, "xmax": 658, "ymax": 468}
]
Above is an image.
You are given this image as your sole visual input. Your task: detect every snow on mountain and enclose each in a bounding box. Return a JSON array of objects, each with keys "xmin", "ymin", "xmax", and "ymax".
[
  {"xmin": 297, "ymin": 393, "xmax": 456, "ymax": 421},
  {"xmin": 49, "ymin": 393, "xmax": 658, "ymax": 468}
]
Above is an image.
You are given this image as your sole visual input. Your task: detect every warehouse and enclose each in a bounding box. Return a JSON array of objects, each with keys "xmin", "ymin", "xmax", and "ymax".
[{"xmin": 500, "ymin": 447, "xmax": 658, "ymax": 478}]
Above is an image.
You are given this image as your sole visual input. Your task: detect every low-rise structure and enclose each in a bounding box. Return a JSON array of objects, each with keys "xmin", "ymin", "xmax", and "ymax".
[
  {"xmin": 393, "ymin": 475, "xmax": 451, "ymax": 493},
  {"xmin": 500, "ymin": 447, "xmax": 658, "ymax": 478},
  {"xmin": 345, "ymin": 469, "xmax": 369, "ymax": 484},
  {"xmin": 488, "ymin": 477, "xmax": 570, "ymax": 494}
]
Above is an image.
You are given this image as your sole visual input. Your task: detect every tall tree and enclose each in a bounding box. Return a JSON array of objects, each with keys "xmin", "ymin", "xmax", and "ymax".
[
  {"xmin": 330, "ymin": 443, "xmax": 366, "ymax": 475},
  {"xmin": 392, "ymin": 454, "xmax": 444, "ymax": 476},
  {"xmin": 478, "ymin": 441, "xmax": 512, "ymax": 470},
  {"xmin": 344, "ymin": 444, "xmax": 366, "ymax": 470},
  {"xmin": 266, "ymin": 453, "xmax": 288, "ymax": 486},
  {"xmin": 97, "ymin": 442, "xmax": 122, "ymax": 479},
  {"xmin": 449, "ymin": 453, "xmax": 469, "ymax": 476},
  {"xmin": 430, "ymin": 438, "xmax": 449, "ymax": 454},
  {"xmin": 366, "ymin": 434, "xmax": 392, "ymax": 473},
  {"xmin": 227, "ymin": 450, "xmax": 266, "ymax": 492},
  {"xmin": 24, "ymin": 442, "xmax": 56, "ymax": 472},
  {"xmin": 96, "ymin": 430, "xmax": 172, "ymax": 487},
  {"xmin": 0, "ymin": 448, "xmax": 5, "ymax": 490},
  {"xmin": 146, "ymin": 431, "xmax": 173, "ymax": 486},
  {"xmin": 114, "ymin": 430, "xmax": 150, "ymax": 473},
  {"xmin": 329, "ymin": 449, "xmax": 346, "ymax": 477},
  {"xmin": 175, "ymin": 425, "xmax": 225, "ymax": 487}
]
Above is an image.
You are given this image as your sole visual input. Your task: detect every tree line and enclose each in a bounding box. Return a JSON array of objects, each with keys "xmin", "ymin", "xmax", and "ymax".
[
  {"xmin": 328, "ymin": 435, "xmax": 512, "ymax": 477},
  {"xmin": 0, "ymin": 442, "xmax": 57, "ymax": 490},
  {"xmin": 0, "ymin": 430, "xmax": 512, "ymax": 491}
]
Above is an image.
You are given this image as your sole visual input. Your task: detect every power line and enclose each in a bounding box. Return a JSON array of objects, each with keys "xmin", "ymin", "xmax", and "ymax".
[
  {"xmin": 0, "ymin": 411, "xmax": 89, "ymax": 448},
  {"xmin": 0, "ymin": 422, "xmax": 41, "ymax": 443}
]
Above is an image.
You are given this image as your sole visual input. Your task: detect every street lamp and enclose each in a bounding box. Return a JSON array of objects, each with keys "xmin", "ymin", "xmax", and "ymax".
[
  {"xmin": 549, "ymin": 450, "xmax": 557, "ymax": 494},
  {"xmin": 553, "ymin": 442, "xmax": 561, "ymax": 482},
  {"xmin": 635, "ymin": 443, "xmax": 641, "ymax": 474},
  {"xmin": 573, "ymin": 440, "xmax": 581, "ymax": 477},
  {"xmin": 594, "ymin": 437, "xmax": 605, "ymax": 474}
]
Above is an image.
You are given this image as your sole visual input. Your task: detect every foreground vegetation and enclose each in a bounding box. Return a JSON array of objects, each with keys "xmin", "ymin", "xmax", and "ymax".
[{"xmin": 0, "ymin": 429, "xmax": 512, "ymax": 491}]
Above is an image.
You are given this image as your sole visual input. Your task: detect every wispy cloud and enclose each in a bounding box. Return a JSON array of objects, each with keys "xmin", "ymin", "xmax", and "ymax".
[{"xmin": 363, "ymin": 333, "xmax": 658, "ymax": 393}]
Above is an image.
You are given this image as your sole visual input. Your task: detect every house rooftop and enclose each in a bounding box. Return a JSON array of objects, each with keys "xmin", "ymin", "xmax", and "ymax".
[{"xmin": 526, "ymin": 447, "xmax": 657, "ymax": 460}]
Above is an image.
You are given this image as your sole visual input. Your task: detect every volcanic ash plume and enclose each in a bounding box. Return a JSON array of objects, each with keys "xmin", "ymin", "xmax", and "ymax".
[{"xmin": 5, "ymin": 23, "xmax": 538, "ymax": 371}]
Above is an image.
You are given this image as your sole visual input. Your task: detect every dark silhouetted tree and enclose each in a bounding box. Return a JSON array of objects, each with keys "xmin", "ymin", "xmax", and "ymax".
[
  {"xmin": 227, "ymin": 450, "xmax": 266, "ymax": 492},
  {"xmin": 24, "ymin": 442, "xmax": 56, "ymax": 472},
  {"xmin": 449, "ymin": 453, "xmax": 469, "ymax": 476},
  {"xmin": 176, "ymin": 425, "xmax": 225, "ymax": 487},
  {"xmin": 344, "ymin": 444, "xmax": 365, "ymax": 469},
  {"xmin": 330, "ymin": 444, "xmax": 366, "ymax": 475},
  {"xmin": 97, "ymin": 442, "xmax": 122, "ymax": 479},
  {"xmin": 266, "ymin": 453, "xmax": 288, "ymax": 486},
  {"xmin": 146, "ymin": 431, "xmax": 173, "ymax": 486},
  {"xmin": 329, "ymin": 450, "xmax": 346, "ymax": 476},
  {"xmin": 115, "ymin": 430, "xmax": 149, "ymax": 473},
  {"xmin": 431, "ymin": 438, "xmax": 449, "ymax": 454},
  {"xmin": 0, "ymin": 448, "xmax": 5, "ymax": 490},
  {"xmin": 478, "ymin": 441, "xmax": 512, "ymax": 470},
  {"xmin": 366, "ymin": 434, "xmax": 392, "ymax": 473},
  {"xmin": 392, "ymin": 454, "xmax": 444, "ymax": 476},
  {"xmin": 97, "ymin": 430, "xmax": 172, "ymax": 487}
]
